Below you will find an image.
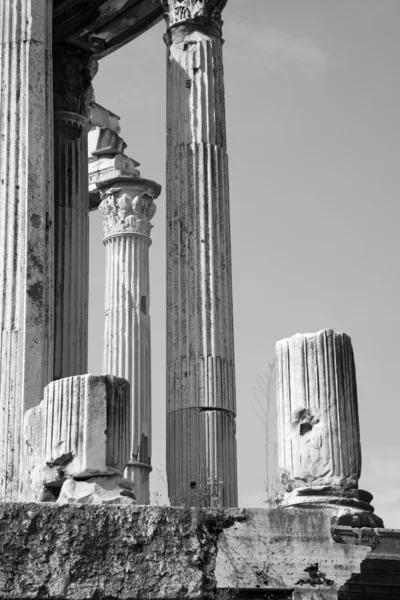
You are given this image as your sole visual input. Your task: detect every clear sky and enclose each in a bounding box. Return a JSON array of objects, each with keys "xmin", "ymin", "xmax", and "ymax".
[{"xmin": 89, "ymin": 0, "xmax": 400, "ymax": 526}]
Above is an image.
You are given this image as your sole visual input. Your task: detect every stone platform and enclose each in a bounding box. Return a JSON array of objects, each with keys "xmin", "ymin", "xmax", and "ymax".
[{"xmin": 0, "ymin": 505, "xmax": 399, "ymax": 599}]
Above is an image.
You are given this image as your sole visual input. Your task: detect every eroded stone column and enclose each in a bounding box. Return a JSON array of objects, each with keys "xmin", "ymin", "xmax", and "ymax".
[
  {"xmin": 99, "ymin": 181, "xmax": 160, "ymax": 504},
  {"xmin": 53, "ymin": 47, "xmax": 98, "ymax": 380},
  {"xmin": 20, "ymin": 374, "xmax": 135, "ymax": 504},
  {"xmin": 0, "ymin": 0, "xmax": 54, "ymax": 501},
  {"xmin": 161, "ymin": 0, "xmax": 238, "ymax": 507},
  {"xmin": 276, "ymin": 329, "xmax": 383, "ymax": 526}
]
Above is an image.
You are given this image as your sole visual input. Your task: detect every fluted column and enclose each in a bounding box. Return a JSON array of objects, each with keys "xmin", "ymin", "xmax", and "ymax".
[
  {"xmin": 0, "ymin": 0, "xmax": 54, "ymax": 501},
  {"xmin": 276, "ymin": 329, "xmax": 382, "ymax": 526},
  {"xmin": 53, "ymin": 47, "xmax": 98, "ymax": 380},
  {"xmin": 99, "ymin": 181, "xmax": 160, "ymax": 504},
  {"xmin": 161, "ymin": 0, "xmax": 238, "ymax": 507}
]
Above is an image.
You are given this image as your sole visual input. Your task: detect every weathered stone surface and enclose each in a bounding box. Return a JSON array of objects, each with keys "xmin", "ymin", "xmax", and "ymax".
[
  {"xmin": 275, "ymin": 329, "xmax": 383, "ymax": 527},
  {"xmin": 167, "ymin": 408, "xmax": 238, "ymax": 507},
  {"xmin": 53, "ymin": 48, "xmax": 98, "ymax": 381},
  {"xmin": 53, "ymin": 1, "xmax": 163, "ymax": 58},
  {"xmin": 1, "ymin": 505, "xmax": 397, "ymax": 599},
  {"xmin": 89, "ymin": 102, "xmax": 121, "ymax": 134},
  {"xmin": 0, "ymin": 504, "xmax": 242, "ymax": 599},
  {"xmin": 89, "ymin": 126, "xmax": 127, "ymax": 156},
  {"xmin": 216, "ymin": 509, "xmax": 372, "ymax": 596},
  {"xmin": 276, "ymin": 329, "xmax": 361, "ymax": 492},
  {"xmin": 53, "ymin": 111, "xmax": 90, "ymax": 380},
  {"xmin": 99, "ymin": 183, "xmax": 158, "ymax": 238},
  {"xmin": 57, "ymin": 476, "xmax": 136, "ymax": 505},
  {"xmin": 53, "ymin": 46, "xmax": 98, "ymax": 117},
  {"xmin": 163, "ymin": 0, "xmax": 237, "ymax": 508},
  {"xmin": 89, "ymin": 154, "xmax": 141, "ymax": 199},
  {"xmin": 0, "ymin": 0, "xmax": 54, "ymax": 501},
  {"xmin": 19, "ymin": 375, "xmax": 131, "ymax": 502},
  {"xmin": 160, "ymin": 0, "xmax": 227, "ymax": 28}
]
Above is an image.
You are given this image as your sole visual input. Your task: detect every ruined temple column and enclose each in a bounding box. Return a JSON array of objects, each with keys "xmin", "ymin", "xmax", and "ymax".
[
  {"xmin": 0, "ymin": 0, "xmax": 54, "ymax": 501},
  {"xmin": 99, "ymin": 181, "xmax": 160, "ymax": 504},
  {"xmin": 53, "ymin": 47, "xmax": 98, "ymax": 380},
  {"xmin": 161, "ymin": 0, "xmax": 238, "ymax": 507},
  {"xmin": 276, "ymin": 329, "xmax": 383, "ymax": 526}
]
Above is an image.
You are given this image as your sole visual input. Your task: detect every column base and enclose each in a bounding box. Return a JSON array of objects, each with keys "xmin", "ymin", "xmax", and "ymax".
[
  {"xmin": 281, "ymin": 485, "xmax": 384, "ymax": 528},
  {"xmin": 125, "ymin": 462, "xmax": 152, "ymax": 505}
]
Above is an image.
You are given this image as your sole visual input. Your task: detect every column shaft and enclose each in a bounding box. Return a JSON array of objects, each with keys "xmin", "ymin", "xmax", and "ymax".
[
  {"xmin": 104, "ymin": 235, "xmax": 152, "ymax": 468},
  {"xmin": 53, "ymin": 113, "xmax": 89, "ymax": 378},
  {"xmin": 276, "ymin": 329, "xmax": 362, "ymax": 491},
  {"xmin": 163, "ymin": 0, "xmax": 237, "ymax": 507},
  {"xmin": 52, "ymin": 47, "xmax": 97, "ymax": 379},
  {"xmin": 0, "ymin": 0, "xmax": 54, "ymax": 500},
  {"xmin": 99, "ymin": 183, "xmax": 159, "ymax": 504}
]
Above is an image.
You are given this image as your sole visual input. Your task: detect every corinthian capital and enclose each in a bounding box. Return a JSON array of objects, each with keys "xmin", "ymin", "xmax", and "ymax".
[
  {"xmin": 53, "ymin": 46, "xmax": 98, "ymax": 117},
  {"xmin": 160, "ymin": 0, "xmax": 227, "ymax": 29},
  {"xmin": 99, "ymin": 184, "xmax": 157, "ymax": 239}
]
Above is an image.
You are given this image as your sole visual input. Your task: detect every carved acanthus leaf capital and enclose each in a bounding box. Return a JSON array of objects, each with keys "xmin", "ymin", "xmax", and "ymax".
[
  {"xmin": 99, "ymin": 186, "xmax": 157, "ymax": 239},
  {"xmin": 160, "ymin": 0, "xmax": 227, "ymax": 29},
  {"xmin": 53, "ymin": 46, "xmax": 99, "ymax": 117}
]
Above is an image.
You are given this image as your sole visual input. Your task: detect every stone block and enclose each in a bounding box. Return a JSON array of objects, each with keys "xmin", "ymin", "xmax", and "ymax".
[
  {"xmin": 88, "ymin": 126, "xmax": 127, "ymax": 156},
  {"xmin": 20, "ymin": 375, "xmax": 131, "ymax": 502},
  {"xmin": 89, "ymin": 102, "xmax": 121, "ymax": 133},
  {"xmin": 58, "ymin": 476, "xmax": 136, "ymax": 505},
  {"xmin": 1, "ymin": 506, "xmax": 396, "ymax": 599}
]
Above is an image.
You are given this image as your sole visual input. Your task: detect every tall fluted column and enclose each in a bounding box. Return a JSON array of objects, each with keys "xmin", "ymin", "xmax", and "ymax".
[
  {"xmin": 276, "ymin": 329, "xmax": 382, "ymax": 526},
  {"xmin": 53, "ymin": 47, "xmax": 98, "ymax": 380},
  {"xmin": 161, "ymin": 0, "xmax": 238, "ymax": 507},
  {"xmin": 99, "ymin": 181, "xmax": 160, "ymax": 504},
  {"xmin": 0, "ymin": 0, "xmax": 54, "ymax": 501}
]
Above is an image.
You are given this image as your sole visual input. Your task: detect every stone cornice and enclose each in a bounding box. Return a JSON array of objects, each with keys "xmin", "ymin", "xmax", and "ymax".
[
  {"xmin": 160, "ymin": 0, "xmax": 227, "ymax": 30},
  {"xmin": 99, "ymin": 184, "xmax": 157, "ymax": 239},
  {"xmin": 53, "ymin": 46, "xmax": 98, "ymax": 117}
]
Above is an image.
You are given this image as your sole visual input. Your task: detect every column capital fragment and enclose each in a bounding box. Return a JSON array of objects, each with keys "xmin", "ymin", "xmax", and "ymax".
[
  {"xmin": 160, "ymin": 0, "xmax": 227, "ymax": 30},
  {"xmin": 53, "ymin": 46, "xmax": 98, "ymax": 117}
]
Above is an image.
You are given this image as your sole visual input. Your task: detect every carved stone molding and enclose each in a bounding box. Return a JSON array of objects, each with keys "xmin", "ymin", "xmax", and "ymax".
[
  {"xmin": 53, "ymin": 46, "xmax": 98, "ymax": 116},
  {"xmin": 160, "ymin": 0, "xmax": 227, "ymax": 29},
  {"xmin": 99, "ymin": 185, "xmax": 157, "ymax": 239},
  {"xmin": 54, "ymin": 111, "xmax": 89, "ymax": 140}
]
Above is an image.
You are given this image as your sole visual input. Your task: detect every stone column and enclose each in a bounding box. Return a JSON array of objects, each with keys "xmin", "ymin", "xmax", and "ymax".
[
  {"xmin": 276, "ymin": 329, "xmax": 383, "ymax": 526},
  {"xmin": 161, "ymin": 0, "xmax": 238, "ymax": 507},
  {"xmin": 53, "ymin": 47, "xmax": 98, "ymax": 380},
  {"xmin": 0, "ymin": 0, "xmax": 54, "ymax": 501},
  {"xmin": 99, "ymin": 181, "xmax": 160, "ymax": 504}
]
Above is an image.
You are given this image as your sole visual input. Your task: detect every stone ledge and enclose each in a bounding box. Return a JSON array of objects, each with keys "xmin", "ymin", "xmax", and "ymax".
[{"xmin": 0, "ymin": 505, "xmax": 399, "ymax": 599}]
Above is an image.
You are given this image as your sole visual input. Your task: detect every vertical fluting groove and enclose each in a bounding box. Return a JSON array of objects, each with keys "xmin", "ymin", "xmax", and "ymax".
[
  {"xmin": 0, "ymin": 0, "xmax": 54, "ymax": 501},
  {"xmin": 166, "ymin": 26, "xmax": 237, "ymax": 506},
  {"xmin": 276, "ymin": 330, "xmax": 362, "ymax": 491},
  {"xmin": 53, "ymin": 114, "xmax": 89, "ymax": 380}
]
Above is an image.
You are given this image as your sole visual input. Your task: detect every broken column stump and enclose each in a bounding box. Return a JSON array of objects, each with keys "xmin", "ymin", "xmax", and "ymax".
[
  {"xmin": 20, "ymin": 374, "xmax": 135, "ymax": 504},
  {"xmin": 276, "ymin": 329, "xmax": 383, "ymax": 527}
]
